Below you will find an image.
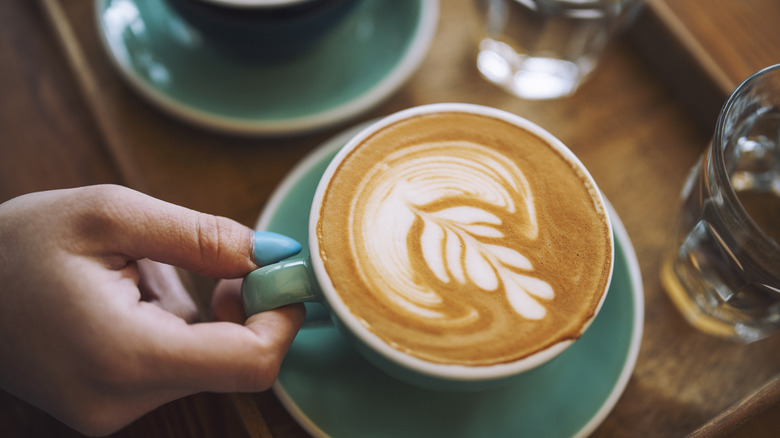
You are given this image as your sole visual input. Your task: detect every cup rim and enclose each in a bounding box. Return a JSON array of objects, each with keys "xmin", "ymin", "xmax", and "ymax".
[
  {"xmin": 196, "ymin": 0, "xmax": 316, "ymax": 8},
  {"xmin": 308, "ymin": 103, "xmax": 615, "ymax": 382}
]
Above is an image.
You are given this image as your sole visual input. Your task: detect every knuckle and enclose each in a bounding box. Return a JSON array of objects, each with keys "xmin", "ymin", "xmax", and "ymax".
[
  {"xmin": 236, "ymin": 342, "xmax": 283, "ymax": 392},
  {"xmin": 60, "ymin": 365, "xmax": 138, "ymax": 436},
  {"xmin": 70, "ymin": 185, "xmax": 134, "ymax": 240},
  {"xmin": 87, "ymin": 349, "xmax": 140, "ymax": 390},
  {"xmin": 242, "ymin": 364, "xmax": 279, "ymax": 392},
  {"xmin": 63, "ymin": 406, "xmax": 126, "ymax": 437},
  {"xmin": 192, "ymin": 214, "xmax": 246, "ymax": 275},
  {"xmin": 194, "ymin": 214, "xmax": 224, "ymax": 271}
]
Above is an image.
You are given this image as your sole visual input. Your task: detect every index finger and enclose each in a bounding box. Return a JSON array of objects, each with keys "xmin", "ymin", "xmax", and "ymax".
[{"xmin": 91, "ymin": 186, "xmax": 256, "ymax": 278}]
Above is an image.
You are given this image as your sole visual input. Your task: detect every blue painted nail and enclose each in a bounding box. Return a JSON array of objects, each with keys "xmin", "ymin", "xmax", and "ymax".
[{"xmin": 253, "ymin": 231, "xmax": 302, "ymax": 266}]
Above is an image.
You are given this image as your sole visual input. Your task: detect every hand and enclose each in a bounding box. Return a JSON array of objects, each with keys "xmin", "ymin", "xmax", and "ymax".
[{"xmin": 0, "ymin": 185, "xmax": 304, "ymax": 436}]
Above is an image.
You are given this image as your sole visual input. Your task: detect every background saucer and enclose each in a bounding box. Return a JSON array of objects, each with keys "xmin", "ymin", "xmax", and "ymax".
[
  {"xmin": 255, "ymin": 124, "xmax": 645, "ymax": 437},
  {"xmin": 96, "ymin": 0, "xmax": 438, "ymax": 135}
]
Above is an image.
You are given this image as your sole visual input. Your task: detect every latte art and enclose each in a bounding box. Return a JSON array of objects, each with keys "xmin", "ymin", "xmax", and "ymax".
[
  {"xmin": 318, "ymin": 111, "xmax": 612, "ymax": 366},
  {"xmin": 351, "ymin": 140, "xmax": 554, "ymax": 323}
]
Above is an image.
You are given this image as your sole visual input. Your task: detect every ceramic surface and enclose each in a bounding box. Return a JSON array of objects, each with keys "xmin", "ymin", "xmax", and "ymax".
[
  {"xmin": 254, "ymin": 124, "xmax": 645, "ymax": 437},
  {"xmin": 96, "ymin": 0, "xmax": 437, "ymax": 135}
]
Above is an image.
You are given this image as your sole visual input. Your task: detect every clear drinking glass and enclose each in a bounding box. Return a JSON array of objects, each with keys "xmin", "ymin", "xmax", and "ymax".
[
  {"xmin": 473, "ymin": 0, "xmax": 643, "ymax": 100},
  {"xmin": 661, "ymin": 64, "xmax": 780, "ymax": 343}
]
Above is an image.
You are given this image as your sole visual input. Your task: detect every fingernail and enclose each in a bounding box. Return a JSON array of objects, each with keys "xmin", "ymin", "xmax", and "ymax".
[{"xmin": 253, "ymin": 231, "xmax": 302, "ymax": 266}]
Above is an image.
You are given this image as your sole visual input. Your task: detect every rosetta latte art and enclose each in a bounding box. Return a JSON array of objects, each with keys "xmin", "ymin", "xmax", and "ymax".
[{"xmin": 349, "ymin": 140, "xmax": 555, "ymax": 323}]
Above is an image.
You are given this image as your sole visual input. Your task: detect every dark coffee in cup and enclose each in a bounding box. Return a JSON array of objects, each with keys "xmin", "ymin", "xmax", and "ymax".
[{"xmin": 167, "ymin": 0, "xmax": 358, "ymax": 61}]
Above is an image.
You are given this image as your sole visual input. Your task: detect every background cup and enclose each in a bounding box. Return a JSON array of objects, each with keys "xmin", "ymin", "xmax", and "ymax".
[
  {"xmin": 166, "ymin": 0, "xmax": 359, "ymax": 61},
  {"xmin": 472, "ymin": 0, "xmax": 644, "ymax": 100},
  {"xmin": 243, "ymin": 103, "xmax": 614, "ymax": 390},
  {"xmin": 661, "ymin": 64, "xmax": 780, "ymax": 343}
]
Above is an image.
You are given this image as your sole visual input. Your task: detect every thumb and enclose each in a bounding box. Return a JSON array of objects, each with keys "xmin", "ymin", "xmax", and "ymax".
[{"xmin": 73, "ymin": 185, "xmax": 300, "ymax": 278}]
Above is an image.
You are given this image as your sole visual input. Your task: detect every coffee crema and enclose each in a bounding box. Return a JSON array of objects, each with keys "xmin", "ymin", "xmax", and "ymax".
[{"xmin": 317, "ymin": 112, "xmax": 612, "ymax": 366}]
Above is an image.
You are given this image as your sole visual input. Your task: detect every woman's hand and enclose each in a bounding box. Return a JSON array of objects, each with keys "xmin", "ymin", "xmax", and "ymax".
[{"xmin": 0, "ymin": 185, "xmax": 304, "ymax": 436}]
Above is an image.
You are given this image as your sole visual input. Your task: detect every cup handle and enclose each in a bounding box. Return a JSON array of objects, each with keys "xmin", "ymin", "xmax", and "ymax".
[{"xmin": 241, "ymin": 257, "xmax": 322, "ymax": 317}]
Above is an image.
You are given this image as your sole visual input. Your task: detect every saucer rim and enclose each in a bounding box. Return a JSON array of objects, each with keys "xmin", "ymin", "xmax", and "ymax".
[
  {"xmin": 255, "ymin": 123, "xmax": 645, "ymax": 438},
  {"xmin": 94, "ymin": 0, "xmax": 439, "ymax": 136}
]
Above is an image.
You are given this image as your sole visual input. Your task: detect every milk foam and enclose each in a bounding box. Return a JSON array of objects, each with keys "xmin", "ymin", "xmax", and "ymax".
[
  {"xmin": 319, "ymin": 111, "xmax": 613, "ymax": 366},
  {"xmin": 350, "ymin": 140, "xmax": 553, "ymax": 321}
]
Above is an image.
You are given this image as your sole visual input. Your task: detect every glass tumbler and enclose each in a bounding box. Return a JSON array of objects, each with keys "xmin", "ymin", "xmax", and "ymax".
[
  {"xmin": 473, "ymin": 0, "xmax": 644, "ymax": 100},
  {"xmin": 661, "ymin": 64, "xmax": 780, "ymax": 343}
]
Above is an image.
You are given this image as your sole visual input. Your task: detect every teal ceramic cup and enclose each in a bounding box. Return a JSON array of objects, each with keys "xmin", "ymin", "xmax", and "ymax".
[
  {"xmin": 242, "ymin": 103, "xmax": 614, "ymax": 391},
  {"xmin": 166, "ymin": 0, "xmax": 359, "ymax": 61}
]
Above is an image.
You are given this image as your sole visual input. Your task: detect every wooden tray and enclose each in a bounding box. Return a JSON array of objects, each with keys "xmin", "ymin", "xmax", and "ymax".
[
  {"xmin": 38, "ymin": 0, "xmax": 780, "ymax": 436},
  {"xmin": 628, "ymin": 0, "xmax": 780, "ymax": 132}
]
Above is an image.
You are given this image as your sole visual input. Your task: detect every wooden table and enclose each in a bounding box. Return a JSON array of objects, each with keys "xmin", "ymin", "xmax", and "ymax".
[{"xmin": 2, "ymin": 0, "xmax": 778, "ymax": 436}]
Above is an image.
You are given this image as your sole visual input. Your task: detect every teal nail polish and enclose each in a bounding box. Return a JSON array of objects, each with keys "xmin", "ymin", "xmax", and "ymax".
[{"xmin": 253, "ymin": 231, "xmax": 302, "ymax": 266}]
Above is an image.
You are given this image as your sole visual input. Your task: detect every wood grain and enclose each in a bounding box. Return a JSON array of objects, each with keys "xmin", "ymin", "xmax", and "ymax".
[
  {"xmin": 628, "ymin": 0, "xmax": 780, "ymax": 133},
  {"xmin": 0, "ymin": 0, "xmax": 116, "ymax": 202},
  {"xmin": 690, "ymin": 375, "xmax": 780, "ymax": 438},
  {"xmin": 654, "ymin": 0, "xmax": 780, "ymax": 91}
]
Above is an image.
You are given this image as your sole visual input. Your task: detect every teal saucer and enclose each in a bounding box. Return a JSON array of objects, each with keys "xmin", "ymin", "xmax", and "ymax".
[
  {"xmin": 95, "ymin": 0, "xmax": 437, "ymax": 135},
  {"xmin": 254, "ymin": 124, "xmax": 645, "ymax": 437}
]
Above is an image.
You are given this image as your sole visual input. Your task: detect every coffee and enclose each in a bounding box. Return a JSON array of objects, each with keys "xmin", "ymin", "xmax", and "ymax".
[{"xmin": 316, "ymin": 111, "xmax": 612, "ymax": 366}]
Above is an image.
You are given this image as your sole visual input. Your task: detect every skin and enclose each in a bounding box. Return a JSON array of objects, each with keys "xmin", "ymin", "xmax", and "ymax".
[{"xmin": 0, "ymin": 185, "xmax": 305, "ymax": 436}]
